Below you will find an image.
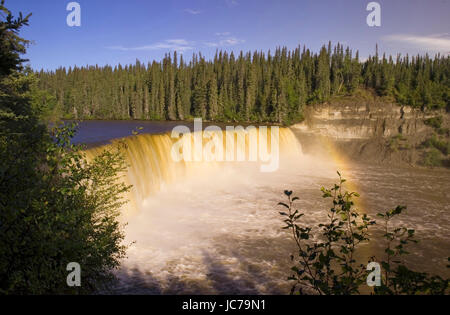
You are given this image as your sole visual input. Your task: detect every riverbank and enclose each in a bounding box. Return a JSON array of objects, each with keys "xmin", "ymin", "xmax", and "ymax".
[{"xmin": 292, "ymin": 94, "xmax": 450, "ymax": 168}]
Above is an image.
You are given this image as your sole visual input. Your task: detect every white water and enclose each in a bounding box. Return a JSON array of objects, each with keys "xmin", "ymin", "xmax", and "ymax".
[{"xmin": 114, "ymin": 153, "xmax": 341, "ymax": 294}]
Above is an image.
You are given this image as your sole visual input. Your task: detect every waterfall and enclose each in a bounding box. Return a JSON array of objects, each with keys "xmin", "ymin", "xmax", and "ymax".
[{"xmin": 85, "ymin": 127, "xmax": 303, "ymax": 218}]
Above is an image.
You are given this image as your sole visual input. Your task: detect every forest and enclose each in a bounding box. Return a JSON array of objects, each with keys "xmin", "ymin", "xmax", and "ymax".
[{"xmin": 36, "ymin": 44, "xmax": 449, "ymax": 125}]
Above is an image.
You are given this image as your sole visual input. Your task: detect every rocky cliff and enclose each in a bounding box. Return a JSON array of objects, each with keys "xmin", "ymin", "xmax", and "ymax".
[{"xmin": 292, "ymin": 94, "xmax": 449, "ymax": 167}]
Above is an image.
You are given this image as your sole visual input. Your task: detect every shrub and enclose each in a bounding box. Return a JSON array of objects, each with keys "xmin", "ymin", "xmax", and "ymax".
[
  {"xmin": 388, "ymin": 134, "xmax": 409, "ymax": 151},
  {"xmin": 0, "ymin": 2, "xmax": 131, "ymax": 294},
  {"xmin": 374, "ymin": 207, "xmax": 448, "ymax": 295},
  {"xmin": 423, "ymin": 135, "xmax": 449, "ymax": 156},
  {"xmin": 278, "ymin": 173, "xmax": 449, "ymax": 295},
  {"xmin": 0, "ymin": 121, "xmax": 131, "ymax": 295},
  {"xmin": 437, "ymin": 127, "xmax": 449, "ymax": 136},
  {"xmin": 424, "ymin": 116, "xmax": 443, "ymax": 130},
  {"xmin": 422, "ymin": 148, "xmax": 443, "ymax": 167}
]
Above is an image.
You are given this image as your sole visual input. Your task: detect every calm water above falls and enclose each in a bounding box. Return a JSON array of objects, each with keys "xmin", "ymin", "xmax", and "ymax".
[
  {"xmin": 71, "ymin": 120, "xmax": 260, "ymax": 146},
  {"xmin": 75, "ymin": 121, "xmax": 450, "ymax": 294},
  {"xmin": 71, "ymin": 120, "xmax": 194, "ymax": 146}
]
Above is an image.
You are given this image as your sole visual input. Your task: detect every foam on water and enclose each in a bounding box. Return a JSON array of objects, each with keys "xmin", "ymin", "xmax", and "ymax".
[{"xmin": 111, "ymin": 154, "xmax": 343, "ymax": 294}]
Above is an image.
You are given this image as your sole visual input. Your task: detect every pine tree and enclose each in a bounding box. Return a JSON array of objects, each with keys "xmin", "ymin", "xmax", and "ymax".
[
  {"xmin": 157, "ymin": 75, "xmax": 165, "ymax": 120},
  {"xmin": 207, "ymin": 74, "xmax": 219, "ymax": 121},
  {"xmin": 314, "ymin": 46, "xmax": 331, "ymax": 103},
  {"xmin": 244, "ymin": 63, "xmax": 256, "ymax": 121}
]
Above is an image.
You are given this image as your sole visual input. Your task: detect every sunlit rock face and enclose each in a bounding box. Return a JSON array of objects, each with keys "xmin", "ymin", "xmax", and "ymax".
[
  {"xmin": 293, "ymin": 100, "xmax": 431, "ymax": 140},
  {"xmin": 292, "ymin": 98, "xmax": 450, "ymax": 166}
]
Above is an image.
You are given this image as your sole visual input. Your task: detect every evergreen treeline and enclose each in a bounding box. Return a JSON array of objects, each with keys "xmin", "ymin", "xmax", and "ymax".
[{"xmin": 36, "ymin": 43, "xmax": 449, "ymax": 125}]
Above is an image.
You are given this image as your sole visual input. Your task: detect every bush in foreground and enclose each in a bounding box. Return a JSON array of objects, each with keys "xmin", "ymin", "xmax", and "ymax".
[
  {"xmin": 279, "ymin": 172, "xmax": 449, "ymax": 295},
  {"xmin": 0, "ymin": 1, "xmax": 131, "ymax": 294}
]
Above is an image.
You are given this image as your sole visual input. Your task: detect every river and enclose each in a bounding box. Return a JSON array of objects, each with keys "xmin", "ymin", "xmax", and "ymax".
[{"xmin": 73, "ymin": 120, "xmax": 450, "ymax": 294}]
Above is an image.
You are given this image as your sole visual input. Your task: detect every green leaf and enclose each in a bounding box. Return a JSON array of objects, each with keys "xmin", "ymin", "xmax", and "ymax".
[{"xmin": 278, "ymin": 202, "xmax": 289, "ymax": 209}]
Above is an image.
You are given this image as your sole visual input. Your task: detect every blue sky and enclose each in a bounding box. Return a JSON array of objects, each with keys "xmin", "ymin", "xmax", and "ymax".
[{"xmin": 8, "ymin": 0, "xmax": 450, "ymax": 71}]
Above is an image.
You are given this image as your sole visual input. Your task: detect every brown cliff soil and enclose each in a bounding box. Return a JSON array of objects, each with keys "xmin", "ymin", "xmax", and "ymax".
[{"xmin": 292, "ymin": 92, "xmax": 450, "ymax": 168}]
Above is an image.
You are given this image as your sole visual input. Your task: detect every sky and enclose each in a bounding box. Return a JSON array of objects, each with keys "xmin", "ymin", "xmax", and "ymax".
[{"xmin": 8, "ymin": 0, "xmax": 450, "ymax": 71}]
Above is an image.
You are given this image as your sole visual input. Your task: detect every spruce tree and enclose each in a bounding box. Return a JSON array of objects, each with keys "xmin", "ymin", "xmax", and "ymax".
[{"xmin": 207, "ymin": 74, "xmax": 219, "ymax": 121}]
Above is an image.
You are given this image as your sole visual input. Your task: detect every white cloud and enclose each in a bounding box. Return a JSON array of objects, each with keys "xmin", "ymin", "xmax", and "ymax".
[
  {"xmin": 205, "ymin": 37, "xmax": 245, "ymax": 47},
  {"xmin": 108, "ymin": 36, "xmax": 245, "ymax": 53},
  {"xmin": 382, "ymin": 33, "xmax": 450, "ymax": 53},
  {"xmin": 215, "ymin": 32, "xmax": 231, "ymax": 37},
  {"xmin": 220, "ymin": 38, "xmax": 244, "ymax": 46},
  {"xmin": 428, "ymin": 33, "xmax": 450, "ymax": 39},
  {"xmin": 165, "ymin": 39, "xmax": 190, "ymax": 46},
  {"xmin": 107, "ymin": 39, "xmax": 194, "ymax": 52},
  {"xmin": 184, "ymin": 8, "xmax": 202, "ymax": 15}
]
